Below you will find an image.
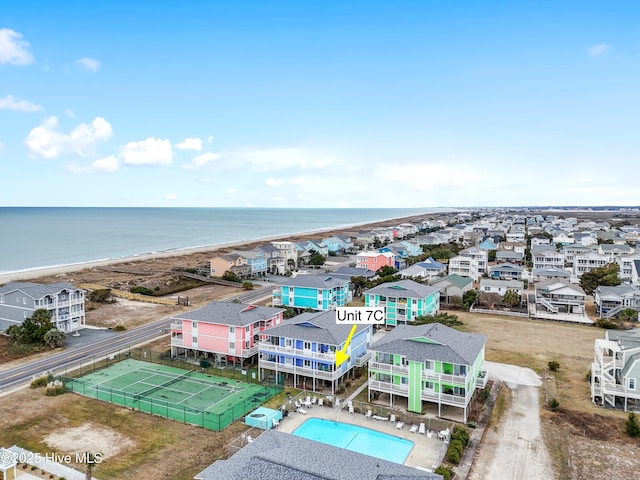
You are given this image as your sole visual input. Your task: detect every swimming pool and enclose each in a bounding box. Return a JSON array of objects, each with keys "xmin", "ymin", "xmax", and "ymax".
[{"xmin": 293, "ymin": 418, "xmax": 414, "ymax": 464}]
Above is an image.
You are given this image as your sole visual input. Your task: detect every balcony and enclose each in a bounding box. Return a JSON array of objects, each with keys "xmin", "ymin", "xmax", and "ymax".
[
  {"xmin": 354, "ymin": 351, "xmax": 372, "ymax": 368},
  {"xmin": 368, "ymin": 378, "xmax": 409, "ymax": 395},
  {"xmin": 476, "ymin": 370, "xmax": 488, "ymax": 389},
  {"xmin": 368, "ymin": 361, "xmax": 409, "ymax": 376},
  {"xmin": 241, "ymin": 344, "xmax": 259, "ymax": 357},
  {"xmin": 259, "ymin": 343, "xmax": 335, "ymax": 362},
  {"xmin": 171, "ymin": 337, "xmax": 184, "ymax": 347},
  {"xmin": 170, "ymin": 322, "xmax": 183, "ymax": 332},
  {"xmin": 421, "ymin": 390, "xmax": 469, "ymax": 406},
  {"xmin": 422, "ymin": 370, "xmax": 468, "ymax": 385},
  {"xmin": 259, "ymin": 359, "xmax": 338, "ymax": 380}
]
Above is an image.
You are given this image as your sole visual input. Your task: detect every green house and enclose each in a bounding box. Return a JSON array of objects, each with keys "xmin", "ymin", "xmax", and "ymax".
[
  {"xmin": 367, "ymin": 323, "xmax": 488, "ymax": 422},
  {"xmin": 364, "ymin": 279, "xmax": 440, "ymax": 327}
]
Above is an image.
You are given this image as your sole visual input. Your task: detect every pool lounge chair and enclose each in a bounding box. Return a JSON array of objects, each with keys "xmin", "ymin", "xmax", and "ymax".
[
  {"xmin": 365, "ymin": 410, "xmax": 372, "ymax": 419},
  {"xmin": 348, "ymin": 405, "xmax": 354, "ymax": 414},
  {"xmin": 410, "ymin": 424, "xmax": 418, "ymax": 433},
  {"xmin": 390, "ymin": 414, "xmax": 396, "ymax": 423},
  {"xmin": 297, "ymin": 407, "xmax": 308, "ymax": 414},
  {"xmin": 318, "ymin": 398, "xmax": 324, "ymax": 407},
  {"xmin": 396, "ymin": 421, "xmax": 404, "ymax": 429},
  {"xmin": 419, "ymin": 423, "xmax": 426, "ymax": 434}
]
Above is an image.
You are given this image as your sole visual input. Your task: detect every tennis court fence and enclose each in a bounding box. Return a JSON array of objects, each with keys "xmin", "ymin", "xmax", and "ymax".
[{"xmin": 60, "ymin": 375, "xmax": 281, "ymax": 432}]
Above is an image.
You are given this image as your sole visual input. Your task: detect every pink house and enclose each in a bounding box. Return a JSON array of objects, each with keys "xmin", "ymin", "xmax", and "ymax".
[
  {"xmin": 356, "ymin": 251, "xmax": 396, "ymax": 271},
  {"xmin": 170, "ymin": 302, "xmax": 284, "ymax": 367}
]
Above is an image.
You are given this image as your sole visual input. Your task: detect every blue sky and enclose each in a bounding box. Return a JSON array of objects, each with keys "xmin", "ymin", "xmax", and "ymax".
[{"xmin": 1, "ymin": 1, "xmax": 638, "ymax": 208}]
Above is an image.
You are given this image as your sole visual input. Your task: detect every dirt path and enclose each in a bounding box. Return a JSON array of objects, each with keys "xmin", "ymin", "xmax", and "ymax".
[{"xmin": 470, "ymin": 363, "xmax": 554, "ymax": 480}]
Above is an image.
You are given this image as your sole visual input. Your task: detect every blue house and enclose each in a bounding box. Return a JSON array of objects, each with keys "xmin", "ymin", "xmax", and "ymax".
[
  {"xmin": 400, "ymin": 240, "xmax": 423, "ymax": 257},
  {"xmin": 272, "ymin": 275, "xmax": 351, "ymax": 310},
  {"xmin": 322, "ymin": 235, "xmax": 354, "ymax": 254},
  {"xmin": 258, "ymin": 310, "xmax": 372, "ymax": 393},
  {"xmin": 478, "ymin": 239, "xmax": 498, "ymax": 251},
  {"xmin": 232, "ymin": 249, "xmax": 267, "ymax": 277}
]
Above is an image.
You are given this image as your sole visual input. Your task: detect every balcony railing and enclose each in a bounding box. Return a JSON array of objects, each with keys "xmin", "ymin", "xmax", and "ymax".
[
  {"xmin": 259, "ymin": 343, "xmax": 335, "ymax": 362},
  {"xmin": 421, "ymin": 390, "xmax": 470, "ymax": 406},
  {"xmin": 476, "ymin": 370, "xmax": 488, "ymax": 389},
  {"xmin": 354, "ymin": 351, "xmax": 372, "ymax": 368},
  {"xmin": 422, "ymin": 370, "xmax": 468, "ymax": 385},
  {"xmin": 170, "ymin": 322, "xmax": 183, "ymax": 331},
  {"xmin": 171, "ymin": 337, "xmax": 184, "ymax": 346},
  {"xmin": 368, "ymin": 379, "xmax": 409, "ymax": 394},
  {"xmin": 259, "ymin": 360, "xmax": 338, "ymax": 380},
  {"xmin": 368, "ymin": 361, "xmax": 409, "ymax": 376}
]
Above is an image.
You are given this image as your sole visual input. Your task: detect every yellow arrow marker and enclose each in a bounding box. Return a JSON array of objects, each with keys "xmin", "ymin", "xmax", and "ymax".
[{"xmin": 335, "ymin": 324, "xmax": 357, "ymax": 367}]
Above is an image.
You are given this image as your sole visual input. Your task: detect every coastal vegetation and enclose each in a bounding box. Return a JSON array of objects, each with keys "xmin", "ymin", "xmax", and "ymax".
[
  {"xmin": 579, "ymin": 262, "xmax": 620, "ymax": 296},
  {"xmin": 6, "ymin": 309, "xmax": 66, "ymax": 349},
  {"xmin": 409, "ymin": 312, "xmax": 463, "ymax": 328}
]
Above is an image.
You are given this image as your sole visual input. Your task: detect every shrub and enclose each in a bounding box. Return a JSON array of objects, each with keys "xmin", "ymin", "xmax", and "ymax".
[
  {"xmin": 446, "ymin": 439, "xmax": 464, "ymax": 464},
  {"xmin": 222, "ymin": 271, "xmax": 241, "ymax": 283},
  {"xmin": 626, "ymin": 412, "xmax": 640, "ymax": 437},
  {"xmin": 130, "ymin": 286, "xmax": 154, "ymax": 296},
  {"xmin": 596, "ymin": 318, "xmax": 622, "ymax": 329},
  {"xmin": 88, "ymin": 289, "xmax": 115, "ymax": 303},
  {"xmin": 478, "ymin": 386, "xmax": 491, "ymax": 403},
  {"xmin": 31, "ymin": 465, "xmax": 37, "ymax": 470},
  {"xmin": 242, "ymin": 281, "xmax": 254, "ymax": 290},
  {"xmin": 585, "ymin": 370, "xmax": 592, "ymax": 383},
  {"xmin": 451, "ymin": 425, "xmax": 470, "ymax": 446},
  {"xmin": 434, "ymin": 464, "xmax": 454, "ymax": 480},
  {"xmin": 345, "ymin": 379, "xmax": 352, "ymax": 388},
  {"xmin": 45, "ymin": 379, "xmax": 66, "ymax": 396},
  {"xmin": 113, "ymin": 324, "xmax": 126, "ymax": 331},
  {"xmin": 30, "ymin": 373, "xmax": 50, "ymax": 388},
  {"xmin": 548, "ymin": 397, "xmax": 560, "ymax": 411},
  {"xmin": 548, "ymin": 361, "xmax": 560, "ymax": 372},
  {"xmin": 336, "ymin": 386, "xmax": 345, "ymax": 394}
]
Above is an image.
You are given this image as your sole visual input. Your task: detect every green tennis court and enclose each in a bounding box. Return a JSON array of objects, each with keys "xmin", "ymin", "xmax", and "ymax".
[{"xmin": 62, "ymin": 359, "xmax": 280, "ymax": 431}]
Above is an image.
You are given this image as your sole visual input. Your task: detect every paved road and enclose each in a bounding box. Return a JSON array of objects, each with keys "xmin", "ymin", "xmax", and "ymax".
[
  {"xmin": 0, "ymin": 316, "xmax": 173, "ymax": 393},
  {"xmin": 0, "ymin": 286, "xmax": 275, "ymax": 395}
]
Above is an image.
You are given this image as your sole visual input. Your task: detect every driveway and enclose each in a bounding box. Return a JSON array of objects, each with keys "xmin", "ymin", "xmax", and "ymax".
[{"xmin": 469, "ymin": 362, "xmax": 553, "ymax": 480}]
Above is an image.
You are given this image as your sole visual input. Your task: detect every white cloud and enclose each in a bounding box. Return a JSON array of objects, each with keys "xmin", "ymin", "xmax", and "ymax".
[
  {"xmin": 588, "ymin": 44, "xmax": 610, "ymax": 56},
  {"xmin": 183, "ymin": 146, "xmax": 334, "ymax": 171},
  {"xmin": 184, "ymin": 152, "xmax": 219, "ymax": 169},
  {"xmin": 265, "ymin": 177, "xmax": 284, "ymax": 187},
  {"xmin": 0, "ymin": 94, "xmax": 42, "ymax": 112},
  {"xmin": 25, "ymin": 116, "xmax": 113, "ymax": 159},
  {"xmin": 0, "ymin": 29, "xmax": 33, "ymax": 65},
  {"xmin": 76, "ymin": 57, "xmax": 100, "ymax": 72},
  {"xmin": 165, "ymin": 193, "xmax": 177, "ymax": 200},
  {"xmin": 119, "ymin": 137, "xmax": 173, "ymax": 166},
  {"xmin": 92, "ymin": 155, "xmax": 119, "ymax": 172},
  {"xmin": 175, "ymin": 137, "xmax": 202, "ymax": 151}
]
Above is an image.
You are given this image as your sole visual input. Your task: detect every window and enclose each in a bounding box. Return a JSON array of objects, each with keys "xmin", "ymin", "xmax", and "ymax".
[
  {"xmin": 229, "ymin": 342, "xmax": 235, "ymax": 349},
  {"xmin": 245, "ymin": 341, "xmax": 250, "ymax": 349},
  {"xmin": 23, "ymin": 298, "xmax": 27, "ymax": 305},
  {"xmin": 245, "ymin": 325, "xmax": 250, "ymax": 332},
  {"xmin": 229, "ymin": 326, "xmax": 235, "ymax": 333},
  {"xmin": 304, "ymin": 341, "xmax": 311, "ymax": 350},
  {"xmin": 192, "ymin": 336, "xmax": 198, "ymax": 343},
  {"xmin": 285, "ymin": 338, "xmax": 293, "ymax": 347},
  {"xmin": 630, "ymin": 378, "xmax": 636, "ymax": 391},
  {"xmin": 304, "ymin": 360, "xmax": 311, "ymax": 368},
  {"xmin": 192, "ymin": 321, "xmax": 198, "ymax": 329},
  {"xmin": 425, "ymin": 360, "xmax": 434, "ymax": 370},
  {"xmin": 425, "ymin": 381, "xmax": 434, "ymax": 390}
]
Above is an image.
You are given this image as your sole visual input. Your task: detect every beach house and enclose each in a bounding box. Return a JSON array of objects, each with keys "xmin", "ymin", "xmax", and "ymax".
[
  {"xmin": 271, "ymin": 275, "xmax": 351, "ymax": 311},
  {"xmin": 209, "ymin": 253, "xmax": 251, "ymax": 279},
  {"xmin": 591, "ymin": 328, "xmax": 640, "ymax": 412},
  {"xmin": 430, "ymin": 274, "xmax": 475, "ymax": 305},
  {"xmin": 364, "ymin": 279, "xmax": 440, "ymax": 327},
  {"xmin": 399, "ymin": 257, "xmax": 447, "ymax": 280},
  {"xmin": 355, "ymin": 251, "xmax": 396, "ymax": 271},
  {"xmin": 367, "ymin": 323, "xmax": 488, "ymax": 422},
  {"xmin": 170, "ymin": 301, "xmax": 284, "ymax": 367},
  {"xmin": 593, "ymin": 284, "xmax": 640, "ymax": 319},
  {"xmin": 0, "ymin": 281, "xmax": 85, "ymax": 333},
  {"xmin": 258, "ymin": 310, "xmax": 371, "ymax": 393}
]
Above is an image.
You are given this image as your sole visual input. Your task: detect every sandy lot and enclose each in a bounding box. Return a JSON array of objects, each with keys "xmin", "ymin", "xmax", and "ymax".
[{"xmin": 44, "ymin": 423, "xmax": 135, "ymax": 459}]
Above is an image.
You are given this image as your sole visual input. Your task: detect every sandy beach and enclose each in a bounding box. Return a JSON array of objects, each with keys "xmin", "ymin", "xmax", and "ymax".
[{"xmin": 0, "ymin": 211, "xmax": 450, "ymax": 285}]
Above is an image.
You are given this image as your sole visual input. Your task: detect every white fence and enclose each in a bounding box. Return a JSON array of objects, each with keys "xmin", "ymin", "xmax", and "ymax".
[{"xmin": 7, "ymin": 445, "xmax": 97, "ymax": 480}]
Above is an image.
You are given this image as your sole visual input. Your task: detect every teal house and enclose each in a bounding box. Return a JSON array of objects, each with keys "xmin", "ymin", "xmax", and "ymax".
[
  {"xmin": 364, "ymin": 279, "xmax": 440, "ymax": 327},
  {"xmin": 368, "ymin": 323, "xmax": 488, "ymax": 422},
  {"xmin": 272, "ymin": 275, "xmax": 351, "ymax": 311}
]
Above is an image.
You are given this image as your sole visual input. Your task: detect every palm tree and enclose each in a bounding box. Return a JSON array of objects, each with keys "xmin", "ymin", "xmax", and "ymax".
[
  {"xmin": 43, "ymin": 328, "xmax": 66, "ymax": 348},
  {"xmin": 287, "ymin": 258, "xmax": 296, "ymax": 271}
]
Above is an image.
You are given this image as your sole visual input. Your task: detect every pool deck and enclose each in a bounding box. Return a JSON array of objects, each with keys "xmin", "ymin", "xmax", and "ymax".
[{"xmin": 275, "ymin": 402, "xmax": 445, "ymax": 471}]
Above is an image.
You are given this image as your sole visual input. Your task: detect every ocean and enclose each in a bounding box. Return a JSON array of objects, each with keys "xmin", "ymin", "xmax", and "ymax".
[{"xmin": 0, "ymin": 207, "xmax": 445, "ymax": 274}]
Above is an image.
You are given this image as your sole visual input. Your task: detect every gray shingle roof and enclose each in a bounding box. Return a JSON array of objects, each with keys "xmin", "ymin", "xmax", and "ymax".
[
  {"xmin": 277, "ymin": 275, "xmax": 348, "ymax": 289},
  {"xmin": 0, "ymin": 281, "xmax": 81, "ymax": 298},
  {"xmin": 532, "ymin": 266, "xmax": 570, "ymax": 277},
  {"xmin": 430, "ymin": 274, "xmax": 473, "ymax": 289},
  {"xmin": 332, "ymin": 267, "xmax": 376, "ymax": 279},
  {"xmin": 173, "ymin": 302, "xmax": 284, "ymax": 326},
  {"xmin": 262, "ymin": 311, "xmax": 368, "ymax": 346},
  {"xmin": 194, "ymin": 429, "xmax": 442, "ymax": 480},
  {"xmin": 489, "ymin": 263, "xmax": 524, "ymax": 273},
  {"xmin": 366, "ymin": 280, "xmax": 438, "ymax": 299},
  {"xmin": 369, "ymin": 323, "xmax": 487, "ymax": 366}
]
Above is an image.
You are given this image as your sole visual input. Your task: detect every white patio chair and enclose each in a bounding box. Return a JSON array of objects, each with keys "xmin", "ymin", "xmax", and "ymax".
[
  {"xmin": 365, "ymin": 410, "xmax": 372, "ymax": 419},
  {"xmin": 419, "ymin": 423, "xmax": 426, "ymax": 434},
  {"xmin": 410, "ymin": 424, "xmax": 418, "ymax": 433},
  {"xmin": 390, "ymin": 414, "xmax": 396, "ymax": 423}
]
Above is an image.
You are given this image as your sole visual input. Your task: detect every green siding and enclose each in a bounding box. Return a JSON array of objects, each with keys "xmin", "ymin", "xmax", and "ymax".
[{"xmin": 408, "ymin": 361, "xmax": 422, "ymax": 413}]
